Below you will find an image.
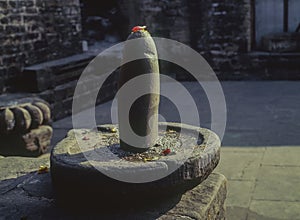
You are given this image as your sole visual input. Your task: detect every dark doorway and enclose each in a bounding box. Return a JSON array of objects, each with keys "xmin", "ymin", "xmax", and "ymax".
[{"xmin": 80, "ymin": 0, "xmax": 128, "ymax": 44}]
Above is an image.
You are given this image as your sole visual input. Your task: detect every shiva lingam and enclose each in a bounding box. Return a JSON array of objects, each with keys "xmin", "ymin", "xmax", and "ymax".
[{"xmin": 50, "ymin": 26, "xmax": 221, "ymax": 208}]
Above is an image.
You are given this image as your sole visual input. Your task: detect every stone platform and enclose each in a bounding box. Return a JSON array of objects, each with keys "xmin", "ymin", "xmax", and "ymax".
[
  {"xmin": 0, "ymin": 165, "xmax": 226, "ymax": 219},
  {"xmin": 50, "ymin": 123, "xmax": 221, "ymax": 206}
]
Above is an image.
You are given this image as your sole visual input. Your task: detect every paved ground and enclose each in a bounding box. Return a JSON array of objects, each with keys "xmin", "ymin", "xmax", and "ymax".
[
  {"xmin": 215, "ymin": 146, "xmax": 300, "ymax": 220},
  {"xmin": 1, "ymin": 81, "xmax": 300, "ymax": 219}
]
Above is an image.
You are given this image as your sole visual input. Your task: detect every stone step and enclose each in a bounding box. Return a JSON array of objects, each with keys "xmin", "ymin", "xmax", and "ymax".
[
  {"xmin": 245, "ymin": 52, "xmax": 300, "ymax": 80},
  {"xmin": 5, "ymin": 43, "xmax": 121, "ymax": 121},
  {"xmin": 20, "ymin": 67, "xmax": 119, "ymax": 121},
  {"xmin": 51, "ymin": 80, "xmax": 118, "ymax": 120},
  {"xmin": 18, "ymin": 42, "xmax": 122, "ymax": 93},
  {"xmin": 20, "ymin": 53, "xmax": 96, "ymax": 92}
]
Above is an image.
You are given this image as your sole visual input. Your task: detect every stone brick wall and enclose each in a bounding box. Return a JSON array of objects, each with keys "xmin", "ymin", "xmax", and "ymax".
[
  {"xmin": 196, "ymin": 0, "xmax": 250, "ymax": 77},
  {"xmin": 118, "ymin": 0, "xmax": 251, "ymax": 79},
  {"xmin": 119, "ymin": 0, "xmax": 191, "ymax": 45},
  {"xmin": 0, "ymin": 0, "xmax": 82, "ymax": 93}
]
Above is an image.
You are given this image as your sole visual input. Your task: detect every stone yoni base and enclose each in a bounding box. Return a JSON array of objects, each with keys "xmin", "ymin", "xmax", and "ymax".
[{"xmin": 50, "ymin": 123, "xmax": 221, "ymax": 201}]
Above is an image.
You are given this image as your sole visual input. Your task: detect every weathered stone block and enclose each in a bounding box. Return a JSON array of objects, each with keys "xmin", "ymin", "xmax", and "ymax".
[
  {"xmin": 53, "ymin": 80, "xmax": 76, "ymax": 101},
  {"xmin": 262, "ymin": 33, "xmax": 300, "ymax": 52},
  {"xmin": 0, "ymin": 1, "xmax": 8, "ymax": 9},
  {"xmin": 22, "ymin": 68, "xmax": 54, "ymax": 92},
  {"xmin": 158, "ymin": 173, "xmax": 227, "ymax": 220},
  {"xmin": 5, "ymin": 25, "xmax": 20, "ymax": 34},
  {"xmin": 0, "ymin": 125, "xmax": 53, "ymax": 157},
  {"xmin": 38, "ymin": 90, "xmax": 55, "ymax": 104},
  {"xmin": 21, "ymin": 53, "xmax": 94, "ymax": 92}
]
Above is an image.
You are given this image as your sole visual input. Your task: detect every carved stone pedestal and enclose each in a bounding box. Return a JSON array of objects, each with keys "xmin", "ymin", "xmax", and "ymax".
[{"xmin": 51, "ymin": 122, "xmax": 225, "ymax": 215}]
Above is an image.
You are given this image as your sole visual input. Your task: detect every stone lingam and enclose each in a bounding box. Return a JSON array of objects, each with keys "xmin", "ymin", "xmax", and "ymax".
[{"xmin": 50, "ymin": 26, "xmax": 226, "ymax": 218}]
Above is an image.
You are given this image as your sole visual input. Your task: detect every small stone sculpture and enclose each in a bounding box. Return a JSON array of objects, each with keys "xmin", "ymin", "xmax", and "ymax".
[{"xmin": 0, "ymin": 99, "xmax": 52, "ymax": 156}]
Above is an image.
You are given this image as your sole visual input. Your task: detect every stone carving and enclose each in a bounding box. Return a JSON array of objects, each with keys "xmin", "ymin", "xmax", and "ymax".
[{"xmin": 0, "ymin": 98, "xmax": 52, "ymax": 156}]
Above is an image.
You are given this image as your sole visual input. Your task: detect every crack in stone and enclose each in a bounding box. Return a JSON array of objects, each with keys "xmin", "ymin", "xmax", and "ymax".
[
  {"xmin": 0, "ymin": 174, "xmax": 30, "ymax": 195},
  {"xmin": 240, "ymin": 159, "xmax": 253, "ymax": 179}
]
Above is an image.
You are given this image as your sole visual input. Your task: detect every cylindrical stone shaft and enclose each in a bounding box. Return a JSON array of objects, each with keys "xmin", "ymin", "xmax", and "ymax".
[{"xmin": 118, "ymin": 27, "xmax": 160, "ymax": 153}]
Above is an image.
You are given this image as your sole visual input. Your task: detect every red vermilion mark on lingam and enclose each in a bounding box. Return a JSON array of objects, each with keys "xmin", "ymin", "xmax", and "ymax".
[
  {"xmin": 162, "ymin": 148, "xmax": 171, "ymax": 156},
  {"xmin": 131, "ymin": 26, "xmax": 147, "ymax": 33}
]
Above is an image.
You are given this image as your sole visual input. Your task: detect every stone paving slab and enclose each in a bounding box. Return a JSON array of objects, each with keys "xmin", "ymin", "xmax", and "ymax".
[
  {"xmin": 226, "ymin": 206, "xmax": 276, "ymax": 220},
  {"xmin": 253, "ymin": 165, "xmax": 300, "ymax": 201},
  {"xmin": 226, "ymin": 207, "xmax": 249, "ymax": 220},
  {"xmin": 215, "ymin": 146, "xmax": 300, "ymax": 219},
  {"xmin": 262, "ymin": 146, "xmax": 300, "ymax": 166},
  {"xmin": 249, "ymin": 200, "xmax": 300, "ymax": 220},
  {"xmin": 215, "ymin": 147, "xmax": 264, "ymax": 180},
  {"xmin": 225, "ymin": 180, "xmax": 254, "ymax": 208}
]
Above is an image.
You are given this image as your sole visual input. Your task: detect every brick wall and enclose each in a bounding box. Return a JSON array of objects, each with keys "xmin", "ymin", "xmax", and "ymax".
[
  {"xmin": 0, "ymin": 0, "xmax": 82, "ymax": 93},
  {"xmin": 118, "ymin": 0, "xmax": 251, "ymax": 79},
  {"xmin": 195, "ymin": 0, "xmax": 250, "ymax": 77},
  {"xmin": 119, "ymin": 0, "xmax": 191, "ymax": 45}
]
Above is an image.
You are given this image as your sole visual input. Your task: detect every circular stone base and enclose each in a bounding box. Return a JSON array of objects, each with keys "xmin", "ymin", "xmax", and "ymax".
[{"xmin": 50, "ymin": 122, "xmax": 220, "ymax": 207}]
